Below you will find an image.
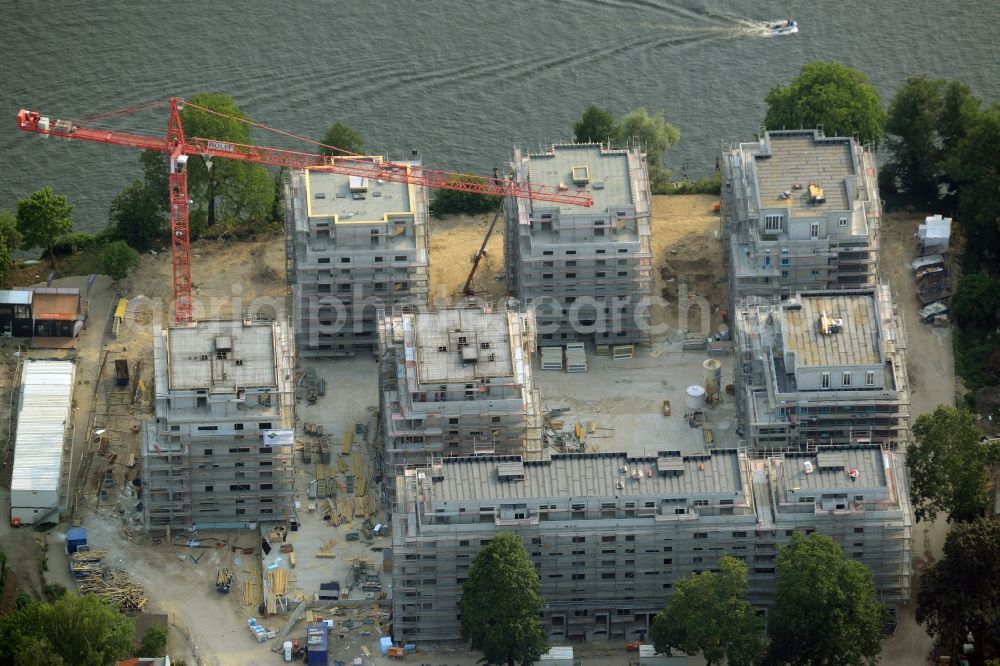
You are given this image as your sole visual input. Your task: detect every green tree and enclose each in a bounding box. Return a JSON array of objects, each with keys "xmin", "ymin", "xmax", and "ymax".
[
  {"xmin": 947, "ymin": 104, "xmax": 1000, "ymax": 260},
  {"xmin": 884, "ymin": 77, "xmax": 981, "ymax": 202},
  {"xmin": 180, "ymin": 92, "xmax": 274, "ymax": 228},
  {"xmin": 100, "ymin": 240, "xmax": 141, "ymax": 282},
  {"xmin": 768, "ymin": 532, "xmax": 886, "ymax": 666},
  {"xmin": 138, "ymin": 622, "xmax": 169, "ymax": 657},
  {"xmin": 615, "ymin": 108, "xmax": 680, "ymax": 190},
  {"xmin": 574, "ymin": 105, "xmax": 618, "ymax": 144},
  {"xmin": 917, "ymin": 518, "xmax": 1000, "ymax": 661},
  {"xmin": 951, "ymin": 273, "xmax": 1000, "ymax": 332},
  {"xmin": 0, "ymin": 591, "xmax": 134, "ymax": 666},
  {"xmin": 907, "ymin": 406, "xmax": 998, "ymax": 523},
  {"xmin": 429, "ymin": 174, "xmax": 502, "ymax": 218},
  {"xmin": 319, "ymin": 121, "xmax": 365, "ymax": 156},
  {"xmin": 764, "ymin": 62, "xmax": 886, "ymax": 148},
  {"xmin": 110, "ymin": 180, "xmax": 165, "ymax": 251},
  {"xmin": 0, "ymin": 237, "xmax": 11, "ymax": 287},
  {"xmin": 651, "ymin": 556, "xmax": 766, "ymax": 666},
  {"xmin": 15, "ymin": 186, "xmax": 74, "ymax": 267},
  {"xmin": 0, "ymin": 209, "xmax": 24, "ymax": 251},
  {"xmin": 459, "ymin": 532, "xmax": 547, "ymax": 666}
]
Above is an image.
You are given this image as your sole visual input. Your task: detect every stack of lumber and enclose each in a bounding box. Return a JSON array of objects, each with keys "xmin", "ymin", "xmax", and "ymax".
[
  {"xmin": 241, "ymin": 578, "xmax": 260, "ymax": 607},
  {"xmin": 268, "ymin": 568, "xmax": 289, "ymax": 595},
  {"xmin": 316, "ymin": 539, "xmax": 336, "ymax": 559},
  {"xmin": 79, "ymin": 567, "xmax": 148, "ymax": 612},
  {"xmin": 612, "ymin": 344, "xmax": 635, "ymax": 360},
  {"xmin": 353, "ymin": 495, "xmax": 376, "ymax": 519}
]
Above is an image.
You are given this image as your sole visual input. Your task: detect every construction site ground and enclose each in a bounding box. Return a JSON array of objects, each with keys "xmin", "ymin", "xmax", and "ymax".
[{"xmin": 0, "ymin": 197, "xmax": 959, "ymax": 666}]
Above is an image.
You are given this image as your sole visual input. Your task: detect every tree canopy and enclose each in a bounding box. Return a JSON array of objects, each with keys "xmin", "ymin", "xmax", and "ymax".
[
  {"xmin": 768, "ymin": 532, "xmax": 886, "ymax": 666},
  {"xmin": 0, "ymin": 592, "xmax": 134, "ymax": 666},
  {"xmin": 651, "ymin": 556, "xmax": 766, "ymax": 666},
  {"xmin": 764, "ymin": 62, "xmax": 886, "ymax": 147},
  {"xmin": 907, "ymin": 405, "xmax": 998, "ymax": 523},
  {"xmin": 459, "ymin": 532, "xmax": 547, "ymax": 666},
  {"xmin": 917, "ymin": 517, "xmax": 1000, "ymax": 661},
  {"xmin": 16, "ymin": 186, "xmax": 74, "ymax": 267},
  {"xmin": 947, "ymin": 103, "xmax": 1000, "ymax": 258},
  {"xmin": 951, "ymin": 273, "xmax": 1000, "ymax": 332},
  {"xmin": 138, "ymin": 622, "xmax": 169, "ymax": 658},
  {"xmin": 429, "ymin": 174, "xmax": 502, "ymax": 218},
  {"xmin": 884, "ymin": 77, "xmax": 980, "ymax": 202},
  {"xmin": 109, "ymin": 180, "xmax": 164, "ymax": 251},
  {"xmin": 616, "ymin": 108, "xmax": 680, "ymax": 190},
  {"xmin": 320, "ymin": 121, "xmax": 365, "ymax": 156},
  {"xmin": 573, "ymin": 105, "xmax": 618, "ymax": 144},
  {"xmin": 100, "ymin": 240, "xmax": 141, "ymax": 282},
  {"xmin": 0, "ymin": 209, "xmax": 24, "ymax": 252}
]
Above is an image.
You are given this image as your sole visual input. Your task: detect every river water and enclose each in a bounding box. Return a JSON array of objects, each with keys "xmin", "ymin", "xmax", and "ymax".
[{"xmin": 1, "ymin": 0, "xmax": 997, "ymax": 232}]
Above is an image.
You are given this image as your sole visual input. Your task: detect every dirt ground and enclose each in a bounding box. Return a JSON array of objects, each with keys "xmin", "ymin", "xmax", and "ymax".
[
  {"xmin": 0, "ymin": 199, "xmax": 963, "ymax": 665},
  {"xmin": 427, "ymin": 195, "xmax": 726, "ymax": 337}
]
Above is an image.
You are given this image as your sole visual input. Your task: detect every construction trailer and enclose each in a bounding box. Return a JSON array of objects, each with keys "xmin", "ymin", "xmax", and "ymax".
[
  {"xmin": 734, "ymin": 286, "xmax": 910, "ymax": 451},
  {"xmin": 721, "ymin": 130, "xmax": 882, "ymax": 305},
  {"xmin": 390, "ymin": 446, "xmax": 912, "ymax": 645},
  {"xmin": 141, "ymin": 318, "xmax": 296, "ymax": 534},
  {"xmin": 504, "ymin": 144, "xmax": 653, "ymax": 348},
  {"xmin": 285, "ymin": 160, "xmax": 430, "ymax": 357},
  {"xmin": 10, "ymin": 360, "xmax": 75, "ymax": 525},
  {"xmin": 0, "ymin": 290, "xmax": 33, "ymax": 337},
  {"xmin": 378, "ymin": 304, "xmax": 542, "ymax": 471}
]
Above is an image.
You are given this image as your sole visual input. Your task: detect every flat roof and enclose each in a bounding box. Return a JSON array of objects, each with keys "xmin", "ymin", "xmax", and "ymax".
[
  {"xmin": 0, "ymin": 290, "xmax": 32, "ymax": 305},
  {"xmin": 305, "ymin": 158, "xmax": 413, "ymax": 222},
  {"xmin": 754, "ymin": 131, "xmax": 856, "ymax": 212},
  {"xmin": 32, "ymin": 291, "xmax": 80, "ymax": 319},
  {"xmin": 777, "ymin": 446, "xmax": 888, "ymax": 498},
  {"xmin": 165, "ymin": 320, "xmax": 276, "ymax": 391},
  {"xmin": 524, "ymin": 144, "xmax": 634, "ymax": 215},
  {"xmin": 413, "ymin": 309, "xmax": 516, "ymax": 383},
  {"xmin": 11, "ymin": 360, "xmax": 75, "ymax": 494},
  {"xmin": 427, "ymin": 450, "xmax": 745, "ymax": 502},
  {"xmin": 780, "ymin": 292, "xmax": 881, "ymax": 367}
]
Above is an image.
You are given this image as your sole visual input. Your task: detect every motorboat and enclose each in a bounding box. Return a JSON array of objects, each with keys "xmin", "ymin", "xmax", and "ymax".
[{"xmin": 770, "ymin": 19, "xmax": 798, "ymax": 35}]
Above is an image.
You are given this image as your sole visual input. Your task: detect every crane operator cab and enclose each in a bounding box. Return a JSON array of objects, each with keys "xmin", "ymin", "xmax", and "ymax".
[{"xmin": 172, "ymin": 154, "xmax": 188, "ymax": 175}]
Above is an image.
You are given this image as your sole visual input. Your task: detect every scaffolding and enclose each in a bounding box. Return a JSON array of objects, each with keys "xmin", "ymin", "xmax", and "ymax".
[
  {"xmin": 378, "ymin": 304, "xmax": 542, "ymax": 471},
  {"xmin": 734, "ymin": 288, "xmax": 910, "ymax": 452},
  {"xmin": 286, "ymin": 164, "xmax": 430, "ymax": 357},
  {"xmin": 721, "ymin": 130, "xmax": 881, "ymax": 305},
  {"xmin": 390, "ymin": 446, "xmax": 912, "ymax": 644},
  {"xmin": 141, "ymin": 318, "xmax": 296, "ymax": 534},
  {"xmin": 504, "ymin": 144, "xmax": 653, "ymax": 348}
]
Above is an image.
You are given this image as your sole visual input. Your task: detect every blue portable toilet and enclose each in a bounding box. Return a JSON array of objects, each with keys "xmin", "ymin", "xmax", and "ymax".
[
  {"xmin": 306, "ymin": 622, "xmax": 328, "ymax": 666},
  {"xmin": 66, "ymin": 527, "xmax": 87, "ymax": 554}
]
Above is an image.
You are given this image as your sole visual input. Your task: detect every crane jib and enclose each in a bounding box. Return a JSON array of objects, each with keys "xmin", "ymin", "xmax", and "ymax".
[{"xmin": 205, "ymin": 140, "xmax": 235, "ymax": 152}]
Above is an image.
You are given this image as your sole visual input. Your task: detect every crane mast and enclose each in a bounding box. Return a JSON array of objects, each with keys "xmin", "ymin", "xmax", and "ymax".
[{"xmin": 17, "ymin": 98, "xmax": 593, "ymax": 325}]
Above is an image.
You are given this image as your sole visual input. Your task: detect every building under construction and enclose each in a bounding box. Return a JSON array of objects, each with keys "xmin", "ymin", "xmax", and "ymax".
[
  {"xmin": 504, "ymin": 144, "xmax": 653, "ymax": 349},
  {"xmin": 391, "ymin": 445, "xmax": 912, "ymax": 644},
  {"xmin": 734, "ymin": 287, "xmax": 910, "ymax": 451},
  {"xmin": 721, "ymin": 130, "xmax": 881, "ymax": 304},
  {"xmin": 285, "ymin": 159, "xmax": 429, "ymax": 357},
  {"xmin": 141, "ymin": 318, "xmax": 296, "ymax": 534},
  {"xmin": 378, "ymin": 305, "xmax": 542, "ymax": 470}
]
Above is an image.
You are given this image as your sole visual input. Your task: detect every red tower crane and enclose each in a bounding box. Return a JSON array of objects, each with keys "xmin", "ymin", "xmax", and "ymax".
[{"xmin": 17, "ymin": 98, "xmax": 592, "ymax": 325}]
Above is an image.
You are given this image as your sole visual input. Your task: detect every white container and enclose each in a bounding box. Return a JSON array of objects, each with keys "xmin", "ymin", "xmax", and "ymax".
[
  {"xmin": 283, "ymin": 640, "xmax": 293, "ymax": 661},
  {"xmin": 685, "ymin": 385, "xmax": 706, "ymax": 409},
  {"xmin": 702, "ymin": 358, "xmax": 722, "ymax": 396}
]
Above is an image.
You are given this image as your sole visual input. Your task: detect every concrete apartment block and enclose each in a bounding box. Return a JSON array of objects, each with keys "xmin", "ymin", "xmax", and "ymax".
[
  {"xmin": 391, "ymin": 446, "xmax": 912, "ymax": 644},
  {"xmin": 722, "ymin": 130, "xmax": 881, "ymax": 304},
  {"xmin": 734, "ymin": 287, "xmax": 910, "ymax": 451},
  {"xmin": 141, "ymin": 319, "xmax": 296, "ymax": 534},
  {"xmin": 504, "ymin": 144, "xmax": 653, "ymax": 347},
  {"xmin": 286, "ymin": 159, "xmax": 429, "ymax": 357},
  {"xmin": 378, "ymin": 305, "xmax": 542, "ymax": 471}
]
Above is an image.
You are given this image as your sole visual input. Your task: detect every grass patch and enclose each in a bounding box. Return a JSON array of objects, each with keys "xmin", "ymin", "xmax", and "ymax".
[{"xmin": 656, "ymin": 172, "xmax": 722, "ymax": 195}]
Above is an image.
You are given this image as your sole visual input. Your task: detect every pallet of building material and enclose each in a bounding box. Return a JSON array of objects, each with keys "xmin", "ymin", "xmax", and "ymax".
[
  {"xmin": 682, "ymin": 336, "xmax": 709, "ymax": 350},
  {"xmin": 336, "ymin": 457, "xmax": 348, "ymax": 474},
  {"xmin": 539, "ymin": 346, "xmax": 563, "ymax": 371},
  {"xmin": 595, "ymin": 344, "xmax": 611, "ymax": 356},
  {"xmin": 341, "ymin": 429, "xmax": 354, "ymax": 455},
  {"xmin": 564, "ymin": 343, "xmax": 588, "ymax": 373},
  {"xmin": 612, "ymin": 344, "xmax": 635, "ymax": 360}
]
